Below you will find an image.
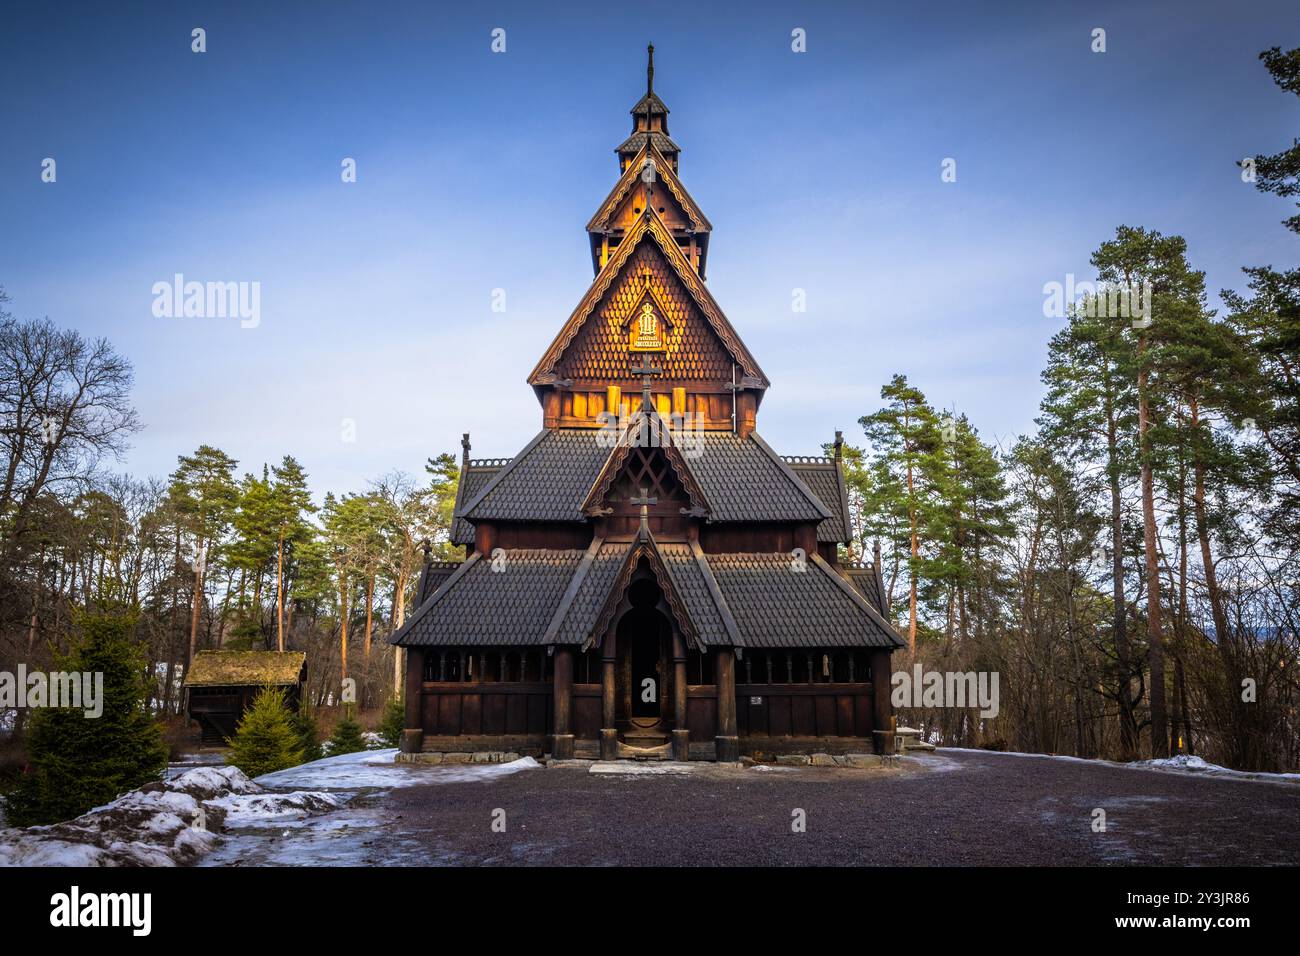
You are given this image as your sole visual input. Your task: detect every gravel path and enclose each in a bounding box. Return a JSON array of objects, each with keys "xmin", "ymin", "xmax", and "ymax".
[{"xmin": 379, "ymin": 749, "xmax": 1300, "ymax": 866}]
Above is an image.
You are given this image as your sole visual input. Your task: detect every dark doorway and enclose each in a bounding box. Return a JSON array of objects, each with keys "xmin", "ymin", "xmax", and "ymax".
[
  {"xmin": 631, "ymin": 617, "xmax": 663, "ymax": 718},
  {"xmin": 615, "ymin": 571, "xmax": 672, "ymax": 735}
]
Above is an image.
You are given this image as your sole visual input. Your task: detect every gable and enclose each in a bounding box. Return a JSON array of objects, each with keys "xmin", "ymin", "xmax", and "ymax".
[
  {"xmin": 587, "ymin": 144, "xmax": 711, "ymax": 234},
  {"xmin": 530, "ymin": 211, "xmax": 767, "ymax": 388},
  {"xmin": 582, "ymin": 422, "xmax": 711, "ymax": 519},
  {"xmin": 555, "ymin": 237, "xmax": 735, "ymax": 383}
]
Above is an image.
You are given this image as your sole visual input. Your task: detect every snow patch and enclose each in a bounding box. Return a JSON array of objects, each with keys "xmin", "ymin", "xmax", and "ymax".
[
  {"xmin": 254, "ymin": 750, "xmax": 539, "ymax": 790},
  {"xmin": 590, "ymin": 761, "xmax": 696, "ymax": 775},
  {"xmin": 0, "ymin": 764, "xmax": 342, "ymax": 867}
]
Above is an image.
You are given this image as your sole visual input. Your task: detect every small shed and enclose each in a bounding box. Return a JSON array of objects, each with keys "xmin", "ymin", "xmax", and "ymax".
[{"xmin": 183, "ymin": 650, "xmax": 307, "ymax": 745}]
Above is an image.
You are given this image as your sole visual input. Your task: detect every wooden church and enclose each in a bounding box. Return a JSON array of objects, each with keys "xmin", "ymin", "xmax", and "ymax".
[{"xmin": 392, "ymin": 46, "xmax": 904, "ymax": 761}]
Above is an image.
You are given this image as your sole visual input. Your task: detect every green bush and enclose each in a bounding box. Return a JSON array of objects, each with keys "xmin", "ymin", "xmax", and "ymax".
[
  {"xmin": 225, "ymin": 685, "xmax": 304, "ymax": 778},
  {"xmin": 378, "ymin": 694, "xmax": 405, "ymax": 748},
  {"xmin": 290, "ymin": 702, "xmax": 323, "ymax": 763},
  {"xmin": 327, "ymin": 708, "xmax": 367, "ymax": 756},
  {"xmin": 3, "ymin": 609, "xmax": 168, "ymax": 827}
]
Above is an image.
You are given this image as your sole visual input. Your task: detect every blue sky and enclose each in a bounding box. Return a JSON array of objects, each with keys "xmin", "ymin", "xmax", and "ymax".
[{"xmin": 2, "ymin": 0, "xmax": 1297, "ymax": 499}]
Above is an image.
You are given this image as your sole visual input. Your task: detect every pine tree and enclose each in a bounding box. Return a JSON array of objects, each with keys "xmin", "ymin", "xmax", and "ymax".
[
  {"xmin": 859, "ymin": 374, "xmax": 944, "ymax": 651},
  {"xmin": 1091, "ymin": 226, "xmax": 1207, "ymax": 758},
  {"xmin": 270, "ymin": 456, "xmax": 316, "ymax": 652},
  {"xmin": 1224, "ymin": 46, "xmax": 1300, "ymax": 554},
  {"xmin": 289, "ymin": 702, "xmax": 323, "ymax": 764},
  {"xmin": 169, "ymin": 446, "xmax": 239, "ymax": 665},
  {"xmin": 1039, "ymin": 293, "xmax": 1142, "ymax": 758},
  {"xmin": 3, "ymin": 609, "xmax": 168, "ymax": 827},
  {"xmin": 225, "ymin": 685, "xmax": 305, "ymax": 778},
  {"xmin": 378, "ymin": 693, "xmax": 405, "ymax": 748},
  {"xmin": 327, "ymin": 708, "xmax": 367, "ymax": 756}
]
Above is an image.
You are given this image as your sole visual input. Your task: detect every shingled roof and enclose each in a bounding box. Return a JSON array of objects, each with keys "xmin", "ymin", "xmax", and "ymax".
[
  {"xmin": 451, "ymin": 460, "xmax": 507, "ymax": 545},
  {"xmin": 461, "ymin": 430, "xmax": 612, "ymax": 523},
  {"xmin": 690, "ymin": 433, "xmax": 831, "ymax": 523},
  {"xmin": 616, "ymin": 130, "xmax": 680, "ymax": 156},
  {"xmin": 183, "ymin": 651, "xmax": 306, "ymax": 687},
  {"xmin": 452, "ymin": 428, "xmax": 834, "ymax": 534},
  {"xmin": 417, "ymin": 561, "xmax": 461, "ymax": 605},
  {"xmin": 394, "ymin": 536, "xmax": 902, "ymax": 651},
  {"xmin": 393, "ymin": 549, "xmax": 588, "ymax": 646},
  {"xmin": 784, "ymin": 456, "xmax": 852, "ymax": 543},
  {"xmin": 529, "ymin": 209, "xmax": 767, "ymax": 388},
  {"xmin": 658, "ymin": 542, "xmax": 736, "ymax": 646},
  {"xmin": 704, "ymin": 553, "xmax": 902, "ymax": 649},
  {"xmin": 842, "ymin": 564, "xmax": 887, "ymax": 615},
  {"xmin": 547, "ymin": 541, "xmax": 630, "ymax": 644}
]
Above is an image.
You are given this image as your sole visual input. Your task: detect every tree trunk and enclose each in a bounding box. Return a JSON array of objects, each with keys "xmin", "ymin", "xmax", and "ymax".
[
  {"xmin": 188, "ymin": 538, "xmax": 204, "ymax": 667},
  {"xmin": 338, "ymin": 570, "xmax": 349, "ymax": 684},
  {"xmin": 1190, "ymin": 397, "xmax": 1238, "ymax": 762},
  {"xmin": 1105, "ymin": 397, "xmax": 1138, "ymax": 760},
  {"xmin": 1138, "ymin": 346, "xmax": 1168, "ymax": 758},
  {"xmin": 276, "ymin": 533, "xmax": 285, "ymax": 652}
]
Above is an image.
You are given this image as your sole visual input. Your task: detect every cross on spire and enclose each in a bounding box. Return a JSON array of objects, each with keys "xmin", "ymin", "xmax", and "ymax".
[
  {"xmin": 630, "ymin": 486, "xmax": 658, "ymax": 540},
  {"xmin": 631, "ymin": 354, "xmax": 661, "ymax": 413},
  {"xmin": 647, "ymin": 43, "xmax": 655, "ymax": 96}
]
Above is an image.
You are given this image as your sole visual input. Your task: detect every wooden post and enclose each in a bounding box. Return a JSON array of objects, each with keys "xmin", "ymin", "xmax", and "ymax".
[
  {"xmin": 401, "ymin": 647, "xmax": 424, "ymax": 754},
  {"xmin": 671, "ymin": 632, "xmax": 689, "ymax": 761},
  {"xmin": 552, "ymin": 645, "xmax": 575, "ymax": 759},
  {"xmin": 870, "ymin": 649, "xmax": 894, "ymax": 754},
  {"xmin": 715, "ymin": 648, "xmax": 739, "ymax": 761},
  {"xmin": 600, "ymin": 643, "xmax": 618, "ymax": 760}
]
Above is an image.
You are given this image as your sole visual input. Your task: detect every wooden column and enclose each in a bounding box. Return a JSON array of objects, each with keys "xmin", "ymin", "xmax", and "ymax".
[
  {"xmin": 600, "ymin": 644, "xmax": 618, "ymax": 760},
  {"xmin": 714, "ymin": 648, "xmax": 739, "ymax": 761},
  {"xmin": 671, "ymin": 632, "xmax": 689, "ymax": 761},
  {"xmin": 870, "ymin": 649, "xmax": 895, "ymax": 754},
  {"xmin": 552, "ymin": 645, "xmax": 575, "ymax": 759},
  {"xmin": 400, "ymin": 647, "xmax": 424, "ymax": 754}
]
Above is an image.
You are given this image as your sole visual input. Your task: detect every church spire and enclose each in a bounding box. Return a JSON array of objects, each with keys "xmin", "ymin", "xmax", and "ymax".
[{"xmin": 617, "ymin": 42, "xmax": 678, "ymax": 173}]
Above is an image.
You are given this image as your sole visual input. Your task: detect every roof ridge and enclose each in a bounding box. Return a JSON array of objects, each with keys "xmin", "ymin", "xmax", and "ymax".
[
  {"xmin": 460, "ymin": 429, "xmax": 550, "ymax": 518},
  {"xmin": 688, "ymin": 540, "xmax": 743, "ymax": 647},
  {"xmin": 542, "ymin": 536, "xmax": 608, "ymax": 644},
  {"xmin": 388, "ymin": 552, "xmax": 481, "ymax": 646},
  {"xmin": 811, "ymin": 553, "xmax": 905, "ymax": 648},
  {"xmin": 747, "ymin": 432, "xmax": 834, "ymax": 520}
]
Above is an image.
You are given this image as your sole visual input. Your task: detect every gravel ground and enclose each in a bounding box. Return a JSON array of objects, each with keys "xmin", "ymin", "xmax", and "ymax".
[{"xmin": 379, "ymin": 749, "xmax": 1300, "ymax": 866}]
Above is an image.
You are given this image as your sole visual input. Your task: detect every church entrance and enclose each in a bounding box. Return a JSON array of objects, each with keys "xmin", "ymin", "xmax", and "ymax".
[{"xmin": 615, "ymin": 574, "xmax": 673, "ymax": 746}]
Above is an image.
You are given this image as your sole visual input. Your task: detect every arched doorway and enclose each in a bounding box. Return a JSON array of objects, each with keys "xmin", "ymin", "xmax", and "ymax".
[{"xmin": 615, "ymin": 572, "xmax": 673, "ymax": 745}]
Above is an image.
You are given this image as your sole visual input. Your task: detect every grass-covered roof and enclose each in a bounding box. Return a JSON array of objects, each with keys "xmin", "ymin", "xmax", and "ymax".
[{"xmin": 182, "ymin": 650, "xmax": 307, "ymax": 687}]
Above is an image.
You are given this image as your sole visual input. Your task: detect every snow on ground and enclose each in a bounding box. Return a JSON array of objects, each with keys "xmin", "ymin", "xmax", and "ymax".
[
  {"xmin": 254, "ymin": 750, "xmax": 540, "ymax": 790},
  {"xmin": 590, "ymin": 761, "xmax": 698, "ymax": 775},
  {"xmin": 2, "ymin": 750, "xmax": 540, "ymax": 867},
  {"xmin": 939, "ymin": 747, "xmax": 1300, "ymax": 783},
  {"xmin": 203, "ymin": 754, "xmax": 541, "ymax": 866},
  {"xmin": 0, "ymin": 765, "xmax": 342, "ymax": 867}
]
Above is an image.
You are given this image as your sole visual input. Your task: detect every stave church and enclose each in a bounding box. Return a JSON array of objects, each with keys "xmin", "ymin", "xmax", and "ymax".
[{"xmin": 392, "ymin": 46, "xmax": 904, "ymax": 761}]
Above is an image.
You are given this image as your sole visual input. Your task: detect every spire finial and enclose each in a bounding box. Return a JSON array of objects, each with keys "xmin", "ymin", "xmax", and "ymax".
[{"xmin": 647, "ymin": 43, "xmax": 655, "ymax": 95}]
